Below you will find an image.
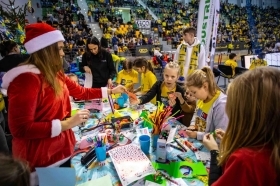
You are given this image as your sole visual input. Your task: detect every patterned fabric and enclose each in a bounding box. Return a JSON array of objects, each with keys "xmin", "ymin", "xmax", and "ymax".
[{"xmin": 178, "ymin": 44, "xmax": 200, "ymax": 77}]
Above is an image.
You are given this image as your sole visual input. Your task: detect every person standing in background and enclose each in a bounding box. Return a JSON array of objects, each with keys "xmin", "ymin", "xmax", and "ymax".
[
  {"xmin": 79, "ymin": 36, "xmax": 116, "ymax": 88},
  {"xmin": 173, "ymin": 27, "xmax": 206, "ymax": 83}
]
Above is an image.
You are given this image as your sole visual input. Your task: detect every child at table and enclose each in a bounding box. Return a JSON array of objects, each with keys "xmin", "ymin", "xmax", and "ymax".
[
  {"xmin": 203, "ymin": 67, "xmax": 279, "ymax": 185},
  {"xmin": 133, "ymin": 57, "xmax": 157, "ymax": 104},
  {"xmin": 0, "ymin": 155, "xmax": 30, "ymax": 186},
  {"xmin": 67, "ymin": 73, "xmax": 80, "ymax": 102},
  {"xmin": 185, "ymin": 67, "xmax": 228, "ymax": 140},
  {"xmin": 130, "ymin": 62, "xmax": 185, "ymax": 120},
  {"xmin": 116, "ymin": 59, "xmax": 138, "ymax": 92},
  {"xmin": 67, "ymin": 73, "xmax": 79, "ymax": 84},
  {"xmin": 173, "ymin": 88, "xmax": 196, "ymax": 127}
]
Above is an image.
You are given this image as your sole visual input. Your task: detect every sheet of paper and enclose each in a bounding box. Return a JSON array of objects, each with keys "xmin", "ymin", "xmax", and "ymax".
[
  {"xmin": 84, "ymin": 73, "xmax": 92, "ymax": 88},
  {"xmin": 145, "ymin": 180, "xmax": 162, "ymax": 186},
  {"xmin": 36, "ymin": 167, "xmax": 76, "ymax": 186},
  {"xmin": 77, "ymin": 175, "xmax": 113, "ymax": 186},
  {"xmin": 131, "ymin": 178, "xmax": 145, "ymax": 186}
]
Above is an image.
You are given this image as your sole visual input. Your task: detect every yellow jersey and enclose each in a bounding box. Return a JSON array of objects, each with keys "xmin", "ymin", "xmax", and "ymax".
[
  {"xmin": 195, "ymin": 91, "xmax": 221, "ymax": 132},
  {"xmin": 224, "ymin": 59, "xmax": 237, "ymax": 76},
  {"xmin": 116, "ymin": 69, "xmax": 138, "ymax": 89},
  {"xmin": 141, "ymin": 70, "xmax": 157, "ymax": 104},
  {"xmin": 249, "ymin": 59, "xmax": 267, "ymax": 70},
  {"xmin": 161, "ymin": 84, "xmax": 176, "ymax": 106}
]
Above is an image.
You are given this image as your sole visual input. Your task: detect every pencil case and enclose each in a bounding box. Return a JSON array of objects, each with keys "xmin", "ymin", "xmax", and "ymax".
[{"xmin": 81, "ymin": 147, "xmax": 96, "ymax": 165}]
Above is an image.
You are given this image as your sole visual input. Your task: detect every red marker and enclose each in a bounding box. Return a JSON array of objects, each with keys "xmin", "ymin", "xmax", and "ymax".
[{"xmin": 184, "ymin": 140, "xmax": 197, "ymax": 151}]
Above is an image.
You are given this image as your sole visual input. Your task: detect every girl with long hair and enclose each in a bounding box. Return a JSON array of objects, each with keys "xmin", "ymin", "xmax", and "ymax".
[
  {"xmin": 185, "ymin": 67, "xmax": 228, "ymax": 140},
  {"xmin": 203, "ymin": 67, "xmax": 279, "ymax": 185},
  {"xmin": 1, "ymin": 23, "xmax": 125, "ymax": 186}
]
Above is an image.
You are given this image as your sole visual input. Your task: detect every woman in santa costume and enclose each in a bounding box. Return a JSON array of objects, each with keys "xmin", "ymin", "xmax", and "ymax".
[{"xmin": 1, "ymin": 23, "xmax": 126, "ymax": 186}]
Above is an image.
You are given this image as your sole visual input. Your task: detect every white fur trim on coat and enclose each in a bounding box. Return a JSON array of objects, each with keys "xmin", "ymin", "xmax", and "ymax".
[
  {"xmin": 1, "ymin": 65, "xmax": 40, "ymax": 89},
  {"xmin": 101, "ymin": 87, "xmax": 108, "ymax": 99},
  {"xmin": 51, "ymin": 119, "xmax": 62, "ymax": 137}
]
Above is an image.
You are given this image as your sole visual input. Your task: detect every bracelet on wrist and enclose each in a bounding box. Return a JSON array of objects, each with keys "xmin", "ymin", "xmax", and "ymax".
[{"xmin": 210, "ymin": 150, "xmax": 219, "ymax": 156}]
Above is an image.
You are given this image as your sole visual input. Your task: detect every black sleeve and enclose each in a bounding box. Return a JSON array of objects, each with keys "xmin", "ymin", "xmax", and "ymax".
[
  {"xmin": 209, "ymin": 150, "xmax": 222, "ymax": 186},
  {"xmin": 106, "ymin": 51, "xmax": 116, "ymax": 80},
  {"xmin": 139, "ymin": 81, "xmax": 159, "ymax": 105},
  {"xmin": 79, "ymin": 54, "xmax": 87, "ymax": 73}
]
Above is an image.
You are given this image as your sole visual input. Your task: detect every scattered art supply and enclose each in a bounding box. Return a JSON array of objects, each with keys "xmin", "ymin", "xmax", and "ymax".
[
  {"xmin": 126, "ymin": 90, "xmax": 138, "ymax": 100},
  {"xmin": 194, "ymin": 151, "xmax": 210, "ymax": 161},
  {"xmin": 108, "ymin": 144, "xmax": 156, "ymax": 186}
]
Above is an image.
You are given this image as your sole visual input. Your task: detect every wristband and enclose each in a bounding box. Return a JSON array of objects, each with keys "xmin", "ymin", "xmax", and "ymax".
[{"xmin": 210, "ymin": 150, "xmax": 219, "ymax": 156}]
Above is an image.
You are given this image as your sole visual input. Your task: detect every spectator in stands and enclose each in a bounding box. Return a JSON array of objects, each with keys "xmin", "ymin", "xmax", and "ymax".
[
  {"xmin": 101, "ymin": 35, "xmax": 109, "ymax": 48},
  {"xmin": 80, "ymin": 36, "xmax": 116, "ymax": 88},
  {"xmin": 224, "ymin": 53, "xmax": 238, "ymax": 76},
  {"xmin": 76, "ymin": 37, "xmax": 85, "ymax": 47},
  {"xmin": 174, "ymin": 27, "xmax": 206, "ymax": 83},
  {"xmin": 113, "ymin": 42, "xmax": 119, "ymax": 55}
]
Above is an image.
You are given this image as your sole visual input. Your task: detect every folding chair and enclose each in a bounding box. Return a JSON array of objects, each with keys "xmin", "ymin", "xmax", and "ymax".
[
  {"xmin": 235, "ymin": 67, "xmax": 248, "ymax": 76},
  {"xmin": 217, "ymin": 65, "xmax": 234, "ymax": 88}
]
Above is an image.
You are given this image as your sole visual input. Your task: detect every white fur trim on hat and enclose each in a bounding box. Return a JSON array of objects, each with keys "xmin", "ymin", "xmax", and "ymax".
[{"xmin": 24, "ymin": 30, "xmax": 65, "ymax": 54}]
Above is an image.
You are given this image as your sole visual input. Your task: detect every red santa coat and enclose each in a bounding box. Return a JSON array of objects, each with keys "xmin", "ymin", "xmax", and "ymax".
[{"xmin": 1, "ymin": 65, "xmax": 108, "ymax": 171}]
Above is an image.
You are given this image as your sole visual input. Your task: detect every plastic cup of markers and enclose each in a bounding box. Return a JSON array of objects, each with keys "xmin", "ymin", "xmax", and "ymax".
[{"xmin": 95, "ymin": 146, "xmax": 106, "ymax": 162}]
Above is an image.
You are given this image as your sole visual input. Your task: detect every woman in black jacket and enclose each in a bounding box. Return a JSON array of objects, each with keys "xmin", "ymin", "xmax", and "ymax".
[
  {"xmin": 79, "ymin": 36, "xmax": 116, "ymax": 88},
  {"xmin": 130, "ymin": 62, "xmax": 185, "ymax": 121}
]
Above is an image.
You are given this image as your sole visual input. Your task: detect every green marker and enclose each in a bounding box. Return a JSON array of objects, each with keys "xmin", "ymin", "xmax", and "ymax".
[{"xmin": 211, "ymin": 131, "xmax": 216, "ymax": 139}]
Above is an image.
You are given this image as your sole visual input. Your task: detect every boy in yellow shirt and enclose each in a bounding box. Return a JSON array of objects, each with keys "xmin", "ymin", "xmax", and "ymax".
[
  {"xmin": 116, "ymin": 60, "xmax": 138, "ymax": 91},
  {"xmin": 224, "ymin": 53, "xmax": 238, "ymax": 76}
]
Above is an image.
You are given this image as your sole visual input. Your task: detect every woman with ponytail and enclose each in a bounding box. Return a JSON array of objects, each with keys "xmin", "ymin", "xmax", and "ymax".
[{"xmin": 185, "ymin": 67, "xmax": 228, "ymax": 140}]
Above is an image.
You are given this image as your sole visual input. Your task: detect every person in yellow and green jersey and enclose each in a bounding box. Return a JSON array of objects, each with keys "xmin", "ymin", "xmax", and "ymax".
[
  {"xmin": 133, "ymin": 57, "xmax": 157, "ymax": 104},
  {"xmin": 249, "ymin": 53, "xmax": 267, "ymax": 70},
  {"xmin": 227, "ymin": 42, "xmax": 234, "ymax": 54},
  {"xmin": 224, "ymin": 53, "xmax": 238, "ymax": 76},
  {"xmin": 116, "ymin": 59, "xmax": 138, "ymax": 92}
]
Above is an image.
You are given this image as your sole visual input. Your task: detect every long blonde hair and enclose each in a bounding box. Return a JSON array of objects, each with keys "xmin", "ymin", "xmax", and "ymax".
[
  {"xmin": 186, "ymin": 67, "xmax": 218, "ymax": 96},
  {"xmin": 220, "ymin": 67, "xmax": 280, "ymax": 173},
  {"xmin": 23, "ymin": 43, "xmax": 64, "ymax": 95}
]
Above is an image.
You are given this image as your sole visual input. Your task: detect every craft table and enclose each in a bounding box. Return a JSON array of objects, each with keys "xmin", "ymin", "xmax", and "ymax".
[{"xmin": 71, "ymin": 101, "xmax": 209, "ymax": 186}]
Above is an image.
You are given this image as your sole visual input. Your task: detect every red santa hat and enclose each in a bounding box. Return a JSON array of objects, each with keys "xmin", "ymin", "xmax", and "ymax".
[{"xmin": 24, "ymin": 23, "xmax": 65, "ymax": 54}]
